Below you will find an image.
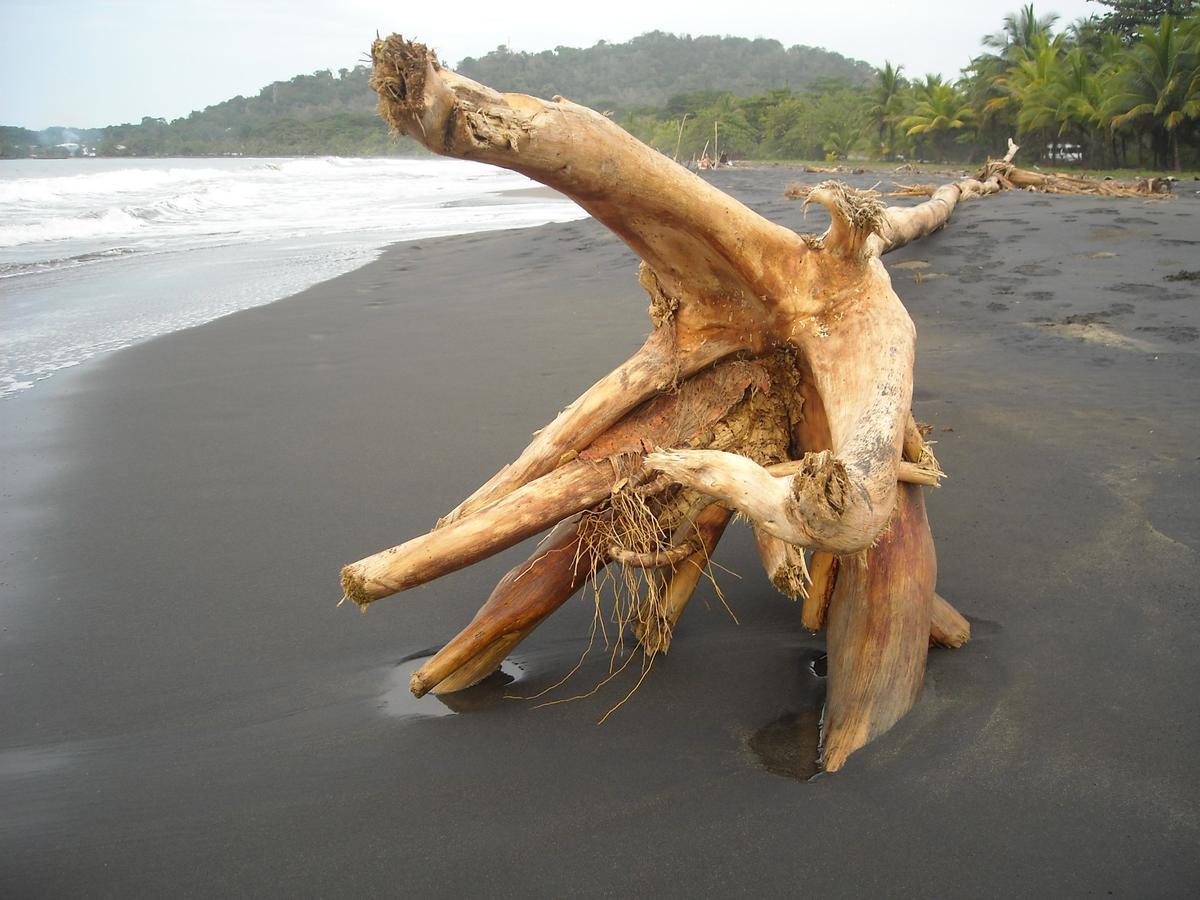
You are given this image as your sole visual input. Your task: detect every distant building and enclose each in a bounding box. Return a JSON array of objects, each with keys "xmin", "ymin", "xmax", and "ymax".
[{"xmin": 1046, "ymin": 143, "xmax": 1082, "ymax": 163}]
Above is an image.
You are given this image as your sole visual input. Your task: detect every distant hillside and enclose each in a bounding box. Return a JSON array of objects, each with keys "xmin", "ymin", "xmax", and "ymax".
[
  {"xmin": 457, "ymin": 32, "xmax": 874, "ymax": 110},
  {"xmin": 1, "ymin": 126, "xmax": 106, "ymax": 159},
  {"xmin": 1, "ymin": 67, "xmax": 410, "ymax": 159},
  {"xmin": 94, "ymin": 66, "xmax": 407, "ymax": 158},
  {"xmin": 1, "ymin": 32, "xmax": 874, "ymax": 159}
]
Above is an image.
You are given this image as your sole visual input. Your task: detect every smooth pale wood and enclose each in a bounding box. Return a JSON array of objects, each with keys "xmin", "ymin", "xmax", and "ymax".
[
  {"xmin": 637, "ymin": 504, "xmax": 732, "ymax": 655},
  {"xmin": 376, "ymin": 37, "xmax": 935, "ymax": 557},
  {"xmin": 638, "ymin": 183, "xmax": 928, "ymax": 555},
  {"xmin": 646, "ymin": 440, "xmax": 930, "ymax": 554},
  {"xmin": 417, "ymin": 517, "xmax": 602, "ymax": 696},
  {"xmin": 370, "ymin": 37, "xmax": 808, "ymax": 341},
  {"xmin": 352, "ymin": 358, "xmax": 777, "ymax": 608},
  {"xmin": 341, "ymin": 458, "xmax": 617, "ymax": 605},
  {"xmin": 871, "ymin": 142, "xmax": 1019, "ymax": 255},
  {"xmin": 359, "ymin": 40, "xmax": 1005, "ymax": 770},
  {"xmin": 767, "ymin": 457, "xmax": 940, "ymax": 487},
  {"xmin": 803, "ymin": 551, "xmax": 839, "ymax": 632},
  {"xmin": 1003, "ymin": 165, "xmax": 1166, "ymax": 195},
  {"xmin": 895, "ymin": 462, "xmax": 941, "ymax": 487},
  {"xmin": 439, "ymin": 326, "xmax": 741, "ymax": 527},
  {"xmin": 822, "ymin": 483, "xmax": 936, "ymax": 772},
  {"xmin": 930, "ymin": 592, "xmax": 971, "ymax": 649}
]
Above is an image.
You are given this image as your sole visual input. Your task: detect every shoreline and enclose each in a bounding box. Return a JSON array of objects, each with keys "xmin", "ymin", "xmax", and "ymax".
[
  {"xmin": 2, "ymin": 168, "xmax": 1198, "ymax": 894},
  {"xmin": 0, "ymin": 158, "xmax": 588, "ymax": 403}
]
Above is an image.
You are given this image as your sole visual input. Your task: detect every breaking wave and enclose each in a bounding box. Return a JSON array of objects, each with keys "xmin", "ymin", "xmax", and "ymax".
[{"xmin": 0, "ymin": 156, "xmax": 586, "ymax": 398}]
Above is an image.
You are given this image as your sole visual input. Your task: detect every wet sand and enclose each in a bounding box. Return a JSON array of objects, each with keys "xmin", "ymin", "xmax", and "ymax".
[{"xmin": 2, "ymin": 169, "xmax": 1199, "ymax": 895}]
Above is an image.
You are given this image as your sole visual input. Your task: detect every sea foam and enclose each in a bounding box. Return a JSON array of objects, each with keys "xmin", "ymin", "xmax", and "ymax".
[{"xmin": 0, "ymin": 157, "xmax": 586, "ymax": 398}]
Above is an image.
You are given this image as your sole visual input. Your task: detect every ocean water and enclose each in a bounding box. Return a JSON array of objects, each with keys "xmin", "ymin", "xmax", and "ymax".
[{"xmin": 0, "ymin": 157, "xmax": 586, "ymax": 397}]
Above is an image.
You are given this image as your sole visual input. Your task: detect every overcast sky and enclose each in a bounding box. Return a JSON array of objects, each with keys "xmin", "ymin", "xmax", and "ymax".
[{"xmin": 2, "ymin": 0, "xmax": 1100, "ymax": 129}]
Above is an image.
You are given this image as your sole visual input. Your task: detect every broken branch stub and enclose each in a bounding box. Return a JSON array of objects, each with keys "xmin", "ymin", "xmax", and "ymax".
[{"xmin": 347, "ymin": 35, "xmax": 990, "ymax": 772}]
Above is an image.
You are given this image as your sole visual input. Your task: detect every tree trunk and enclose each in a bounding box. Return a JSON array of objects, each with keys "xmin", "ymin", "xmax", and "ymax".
[
  {"xmin": 823, "ymin": 483, "xmax": 935, "ymax": 772},
  {"xmin": 343, "ymin": 36, "xmax": 1012, "ymax": 771}
]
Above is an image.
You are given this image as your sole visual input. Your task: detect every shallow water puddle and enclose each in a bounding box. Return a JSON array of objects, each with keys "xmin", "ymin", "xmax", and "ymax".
[
  {"xmin": 380, "ymin": 652, "xmax": 519, "ymax": 718},
  {"xmin": 746, "ymin": 651, "xmax": 828, "ymax": 781},
  {"xmin": 385, "ymin": 645, "xmax": 831, "ymax": 780}
]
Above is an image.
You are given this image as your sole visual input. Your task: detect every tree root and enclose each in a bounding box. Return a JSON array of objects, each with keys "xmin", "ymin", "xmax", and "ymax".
[{"xmin": 341, "ymin": 35, "xmax": 1003, "ymax": 770}]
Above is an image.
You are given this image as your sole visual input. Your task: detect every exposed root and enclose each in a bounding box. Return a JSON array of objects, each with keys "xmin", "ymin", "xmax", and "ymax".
[
  {"xmin": 978, "ymin": 157, "xmax": 1172, "ymax": 197},
  {"xmin": 803, "ymin": 551, "xmax": 839, "ymax": 632},
  {"xmin": 576, "ymin": 485, "xmax": 673, "ymax": 660},
  {"xmin": 368, "ymin": 36, "xmax": 436, "ymax": 136},
  {"xmin": 790, "ymin": 450, "xmax": 851, "ymax": 518},
  {"xmin": 802, "ymin": 163, "xmax": 865, "ymax": 175},
  {"xmin": 524, "ymin": 485, "xmax": 696, "ymax": 722},
  {"xmin": 805, "ymin": 181, "xmax": 886, "ymax": 257},
  {"xmin": 887, "ymin": 182, "xmax": 936, "ymax": 197},
  {"xmin": 754, "ymin": 528, "xmax": 810, "ymax": 601},
  {"xmin": 339, "ymin": 569, "xmax": 371, "ymax": 610},
  {"xmin": 930, "ymin": 592, "xmax": 971, "ymax": 648},
  {"xmin": 770, "ymin": 548, "xmax": 809, "ymax": 599},
  {"xmin": 349, "ymin": 48, "xmax": 1009, "ymax": 767},
  {"xmin": 609, "ymin": 540, "xmax": 700, "ymax": 567}
]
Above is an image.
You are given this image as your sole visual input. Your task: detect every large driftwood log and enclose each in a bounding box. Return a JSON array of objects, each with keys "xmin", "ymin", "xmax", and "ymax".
[{"xmin": 342, "ymin": 35, "xmax": 1014, "ymax": 772}]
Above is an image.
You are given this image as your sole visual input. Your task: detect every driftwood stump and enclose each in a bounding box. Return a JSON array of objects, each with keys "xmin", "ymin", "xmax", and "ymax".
[{"xmin": 339, "ymin": 36, "xmax": 1038, "ymax": 772}]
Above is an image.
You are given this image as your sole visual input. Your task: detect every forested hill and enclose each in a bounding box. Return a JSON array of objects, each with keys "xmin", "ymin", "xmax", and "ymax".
[
  {"xmin": 88, "ymin": 66, "xmax": 392, "ymax": 158},
  {"xmin": 456, "ymin": 32, "xmax": 874, "ymax": 109},
  {"xmin": 1, "ymin": 32, "xmax": 872, "ymax": 158}
]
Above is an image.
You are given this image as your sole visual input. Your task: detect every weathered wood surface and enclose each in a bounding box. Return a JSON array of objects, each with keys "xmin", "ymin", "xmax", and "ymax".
[{"xmin": 340, "ymin": 35, "xmax": 997, "ymax": 771}]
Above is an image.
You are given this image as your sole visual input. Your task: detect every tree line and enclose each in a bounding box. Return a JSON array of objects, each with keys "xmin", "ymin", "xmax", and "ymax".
[
  {"xmin": 1, "ymin": 32, "xmax": 870, "ymax": 161},
  {"xmin": 622, "ymin": 4, "xmax": 1200, "ymax": 171},
  {"xmin": 3, "ymin": 4, "xmax": 1196, "ymax": 169},
  {"xmin": 456, "ymin": 31, "xmax": 873, "ymax": 110}
]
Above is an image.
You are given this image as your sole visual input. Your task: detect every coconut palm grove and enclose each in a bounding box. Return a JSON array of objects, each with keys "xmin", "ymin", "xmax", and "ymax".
[{"xmin": 620, "ymin": 3, "xmax": 1200, "ymax": 170}]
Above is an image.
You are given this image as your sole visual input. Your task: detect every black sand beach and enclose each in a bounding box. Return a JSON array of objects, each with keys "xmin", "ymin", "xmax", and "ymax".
[{"xmin": 3, "ymin": 169, "xmax": 1199, "ymax": 896}]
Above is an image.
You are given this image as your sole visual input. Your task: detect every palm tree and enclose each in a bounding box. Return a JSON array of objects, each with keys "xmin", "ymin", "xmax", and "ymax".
[
  {"xmin": 971, "ymin": 7, "xmax": 1063, "ymax": 153},
  {"xmin": 1105, "ymin": 15, "xmax": 1200, "ymax": 170},
  {"xmin": 1180, "ymin": 15, "xmax": 1200, "ymax": 121},
  {"xmin": 1012, "ymin": 40, "xmax": 1068, "ymax": 134},
  {"xmin": 982, "ymin": 4, "xmax": 1062, "ymax": 62},
  {"xmin": 868, "ymin": 61, "xmax": 906, "ymax": 159},
  {"xmin": 985, "ymin": 32, "xmax": 1067, "ymax": 158},
  {"xmin": 824, "ymin": 122, "xmax": 865, "ymax": 161},
  {"xmin": 900, "ymin": 76, "xmax": 976, "ymax": 162},
  {"xmin": 1057, "ymin": 45, "xmax": 1113, "ymax": 165}
]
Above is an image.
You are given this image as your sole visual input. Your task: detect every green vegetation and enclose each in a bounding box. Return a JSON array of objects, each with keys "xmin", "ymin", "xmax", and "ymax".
[
  {"xmin": 1, "ymin": 125, "xmax": 104, "ymax": 158},
  {"xmin": 1, "ymin": 33, "xmax": 870, "ymax": 160},
  {"xmin": 1, "ymin": 67, "xmax": 416, "ymax": 159},
  {"xmin": 621, "ymin": 6, "xmax": 1200, "ymax": 170},
  {"xmin": 94, "ymin": 67, "xmax": 416, "ymax": 158},
  {"xmin": 2, "ymin": 8, "xmax": 1198, "ymax": 169},
  {"xmin": 456, "ymin": 31, "xmax": 873, "ymax": 109}
]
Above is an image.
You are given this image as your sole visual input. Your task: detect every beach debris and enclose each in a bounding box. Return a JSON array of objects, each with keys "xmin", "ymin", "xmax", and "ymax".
[
  {"xmin": 967, "ymin": 143, "xmax": 1173, "ymax": 196},
  {"xmin": 803, "ymin": 163, "xmax": 865, "ymax": 175},
  {"xmin": 784, "ymin": 181, "xmax": 816, "ymax": 199},
  {"xmin": 887, "ymin": 182, "xmax": 937, "ymax": 197},
  {"xmin": 346, "ymin": 34, "xmax": 987, "ymax": 773}
]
